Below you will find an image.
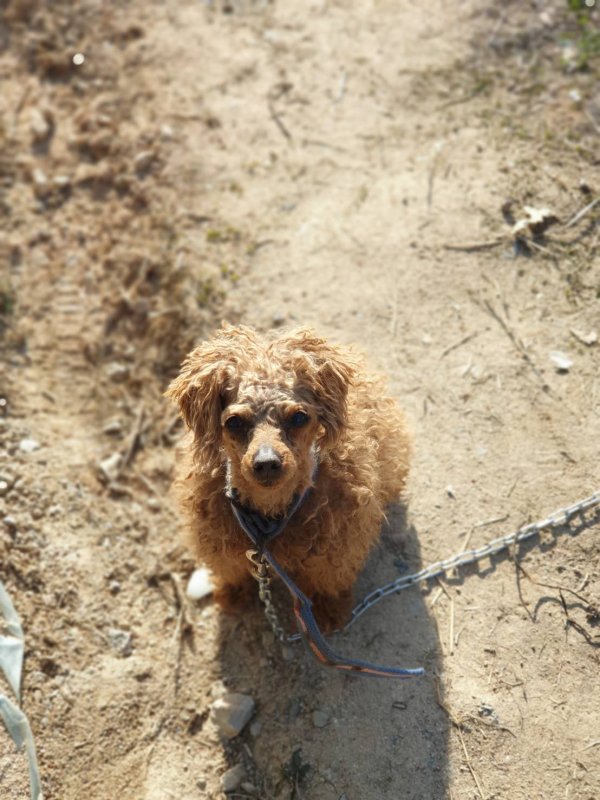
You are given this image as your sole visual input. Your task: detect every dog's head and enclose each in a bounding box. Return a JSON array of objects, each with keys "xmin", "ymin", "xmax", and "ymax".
[{"xmin": 165, "ymin": 324, "xmax": 356, "ymax": 514}]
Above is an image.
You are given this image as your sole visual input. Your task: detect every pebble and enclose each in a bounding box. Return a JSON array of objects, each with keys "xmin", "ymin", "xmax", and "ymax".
[
  {"xmin": 281, "ymin": 644, "xmax": 295, "ymax": 662},
  {"xmin": 107, "ymin": 628, "xmax": 133, "ymax": 657},
  {"xmin": 210, "ymin": 692, "xmax": 255, "ymax": 738},
  {"xmin": 29, "ymin": 107, "xmax": 52, "ymax": 142},
  {"xmin": 53, "ymin": 174, "xmax": 71, "ymax": 190},
  {"xmin": 549, "ymin": 351, "xmax": 573, "ymax": 372},
  {"xmin": 102, "ymin": 419, "xmax": 123, "ymax": 436},
  {"xmin": 272, "ymin": 311, "xmax": 286, "ymax": 327},
  {"xmin": 249, "ymin": 719, "xmax": 262, "ymax": 737},
  {"xmin": 221, "ymin": 763, "xmax": 246, "ymax": 793},
  {"xmin": 160, "ymin": 124, "xmax": 174, "ymax": 140},
  {"xmin": 19, "ymin": 438, "xmax": 40, "ymax": 453},
  {"xmin": 186, "ymin": 567, "xmax": 214, "ymax": 600},
  {"xmin": 47, "ymin": 504, "xmax": 63, "ymax": 517},
  {"xmin": 98, "ymin": 452, "xmax": 123, "ymax": 483},
  {"xmin": 32, "ymin": 168, "xmax": 50, "ymax": 198},
  {"xmin": 134, "ymin": 150, "xmax": 155, "ymax": 174},
  {"xmin": 312, "ymin": 708, "xmax": 331, "ymax": 728},
  {"xmin": 571, "ymin": 328, "xmax": 597, "ymax": 347},
  {"xmin": 2, "ymin": 515, "xmax": 17, "ymax": 531},
  {"xmin": 105, "ymin": 362, "xmax": 130, "ymax": 383},
  {"xmin": 0, "ymin": 481, "xmax": 9, "ymax": 497},
  {"xmin": 146, "ymin": 497, "xmax": 161, "ymax": 513}
]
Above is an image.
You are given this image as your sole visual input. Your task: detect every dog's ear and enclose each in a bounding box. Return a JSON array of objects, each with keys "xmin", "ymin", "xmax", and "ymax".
[
  {"xmin": 274, "ymin": 329, "xmax": 356, "ymax": 450},
  {"xmin": 165, "ymin": 326, "xmax": 249, "ymax": 462}
]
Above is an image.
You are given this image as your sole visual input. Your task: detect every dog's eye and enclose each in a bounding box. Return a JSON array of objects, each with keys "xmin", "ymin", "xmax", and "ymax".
[
  {"xmin": 288, "ymin": 411, "xmax": 310, "ymax": 428},
  {"xmin": 225, "ymin": 415, "xmax": 246, "ymax": 433}
]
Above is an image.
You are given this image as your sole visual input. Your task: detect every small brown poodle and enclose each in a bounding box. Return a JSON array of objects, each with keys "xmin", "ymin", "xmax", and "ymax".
[{"xmin": 166, "ymin": 325, "xmax": 411, "ymax": 632}]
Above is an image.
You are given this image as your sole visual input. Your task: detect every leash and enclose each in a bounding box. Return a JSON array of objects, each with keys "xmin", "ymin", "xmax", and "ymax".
[
  {"xmin": 226, "ymin": 487, "xmax": 424, "ymax": 679},
  {"xmin": 343, "ymin": 489, "xmax": 600, "ymax": 631},
  {"xmin": 228, "ymin": 488, "xmax": 600, "ymax": 677}
]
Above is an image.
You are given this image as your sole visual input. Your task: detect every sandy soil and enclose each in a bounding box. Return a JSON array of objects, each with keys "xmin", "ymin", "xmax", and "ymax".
[{"xmin": 1, "ymin": 1, "xmax": 599, "ymax": 798}]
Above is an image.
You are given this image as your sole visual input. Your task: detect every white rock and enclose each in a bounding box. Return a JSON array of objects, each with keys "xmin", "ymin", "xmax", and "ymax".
[
  {"xmin": 98, "ymin": 452, "xmax": 123, "ymax": 483},
  {"xmin": 570, "ymin": 328, "xmax": 597, "ymax": 347},
  {"xmin": 19, "ymin": 438, "xmax": 40, "ymax": 453},
  {"xmin": 221, "ymin": 764, "xmax": 246, "ymax": 793},
  {"xmin": 549, "ymin": 351, "xmax": 573, "ymax": 372},
  {"xmin": 31, "ymin": 168, "xmax": 49, "ymax": 198},
  {"xmin": 146, "ymin": 497, "xmax": 161, "ymax": 513},
  {"xmin": 186, "ymin": 567, "xmax": 214, "ymax": 600},
  {"xmin": 53, "ymin": 174, "xmax": 71, "ymax": 189},
  {"xmin": 210, "ymin": 693, "xmax": 255, "ymax": 739},
  {"xmin": 105, "ymin": 362, "xmax": 130, "ymax": 383},
  {"xmin": 30, "ymin": 107, "xmax": 52, "ymax": 142}
]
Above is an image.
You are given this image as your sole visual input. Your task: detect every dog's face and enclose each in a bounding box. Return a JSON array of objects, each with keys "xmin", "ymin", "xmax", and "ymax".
[{"xmin": 166, "ymin": 325, "xmax": 355, "ymax": 515}]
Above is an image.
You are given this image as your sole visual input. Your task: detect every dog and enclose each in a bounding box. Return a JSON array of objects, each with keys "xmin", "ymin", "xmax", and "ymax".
[{"xmin": 166, "ymin": 324, "xmax": 411, "ymax": 633}]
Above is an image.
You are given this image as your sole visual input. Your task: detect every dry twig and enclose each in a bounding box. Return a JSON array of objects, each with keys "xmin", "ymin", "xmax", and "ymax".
[
  {"xmin": 479, "ymin": 298, "xmax": 550, "ymax": 393},
  {"xmin": 563, "ymin": 196, "xmax": 600, "ymax": 230}
]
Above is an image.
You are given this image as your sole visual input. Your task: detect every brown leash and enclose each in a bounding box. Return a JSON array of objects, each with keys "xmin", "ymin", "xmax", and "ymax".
[{"xmin": 227, "ymin": 488, "xmax": 424, "ymax": 679}]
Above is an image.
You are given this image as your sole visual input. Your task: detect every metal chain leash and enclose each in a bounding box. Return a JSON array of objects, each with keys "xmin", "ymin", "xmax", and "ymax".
[
  {"xmin": 246, "ymin": 549, "xmax": 287, "ymax": 642},
  {"xmin": 344, "ymin": 489, "xmax": 600, "ymax": 632},
  {"xmin": 250, "ymin": 490, "xmax": 600, "ymax": 643}
]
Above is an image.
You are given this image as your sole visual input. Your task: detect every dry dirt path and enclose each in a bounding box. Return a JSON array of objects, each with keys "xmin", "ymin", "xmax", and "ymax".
[{"xmin": 1, "ymin": 2, "xmax": 599, "ymax": 799}]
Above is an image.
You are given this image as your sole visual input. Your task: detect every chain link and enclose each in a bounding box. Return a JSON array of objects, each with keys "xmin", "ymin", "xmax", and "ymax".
[
  {"xmin": 245, "ymin": 550, "xmax": 287, "ymax": 642},
  {"xmin": 248, "ymin": 490, "xmax": 600, "ymax": 643},
  {"xmin": 344, "ymin": 489, "xmax": 600, "ymax": 631}
]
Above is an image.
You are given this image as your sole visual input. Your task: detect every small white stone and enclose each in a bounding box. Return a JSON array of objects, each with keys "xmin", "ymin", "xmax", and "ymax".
[
  {"xmin": 146, "ymin": 497, "xmax": 161, "ymax": 513},
  {"xmin": 105, "ymin": 362, "xmax": 130, "ymax": 383},
  {"xmin": 98, "ymin": 452, "xmax": 123, "ymax": 483},
  {"xmin": 30, "ymin": 108, "xmax": 52, "ymax": 142},
  {"xmin": 31, "ymin": 168, "xmax": 49, "ymax": 198},
  {"xmin": 571, "ymin": 328, "xmax": 597, "ymax": 347},
  {"xmin": 186, "ymin": 567, "xmax": 214, "ymax": 600},
  {"xmin": 549, "ymin": 351, "xmax": 573, "ymax": 372},
  {"xmin": 19, "ymin": 438, "xmax": 40, "ymax": 453},
  {"xmin": 53, "ymin": 174, "xmax": 71, "ymax": 189}
]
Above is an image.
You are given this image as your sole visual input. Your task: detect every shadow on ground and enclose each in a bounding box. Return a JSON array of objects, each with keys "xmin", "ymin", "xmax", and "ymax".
[{"xmin": 216, "ymin": 504, "xmax": 450, "ymax": 800}]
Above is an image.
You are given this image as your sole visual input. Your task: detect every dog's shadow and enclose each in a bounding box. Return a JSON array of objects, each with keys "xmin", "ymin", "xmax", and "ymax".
[{"xmin": 215, "ymin": 504, "xmax": 450, "ymax": 800}]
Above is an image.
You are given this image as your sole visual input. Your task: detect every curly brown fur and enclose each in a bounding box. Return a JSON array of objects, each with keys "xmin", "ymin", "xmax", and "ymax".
[{"xmin": 166, "ymin": 325, "xmax": 411, "ymax": 632}]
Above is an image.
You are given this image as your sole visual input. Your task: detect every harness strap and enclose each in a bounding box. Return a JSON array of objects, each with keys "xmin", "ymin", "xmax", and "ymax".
[{"xmin": 226, "ymin": 489, "xmax": 424, "ymax": 679}]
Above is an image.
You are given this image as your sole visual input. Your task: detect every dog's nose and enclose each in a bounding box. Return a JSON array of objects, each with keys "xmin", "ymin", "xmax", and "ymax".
[{"xmin": 252, "ymin": 446, "xmax": 283, "ymax": 483}]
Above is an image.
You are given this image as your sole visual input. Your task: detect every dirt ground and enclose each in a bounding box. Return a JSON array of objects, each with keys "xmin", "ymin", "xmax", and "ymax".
[{"xmin": 1, "ymin": 1, "xmax": 599, "ymax": 798}]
